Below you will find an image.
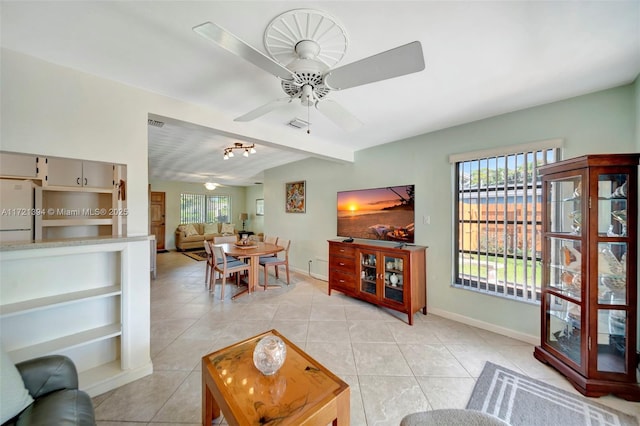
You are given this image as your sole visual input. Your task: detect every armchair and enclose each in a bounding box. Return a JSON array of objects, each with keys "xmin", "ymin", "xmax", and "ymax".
[{"xmin": 2, "ymin": 354, "xmax": 95, "ymax": 426}]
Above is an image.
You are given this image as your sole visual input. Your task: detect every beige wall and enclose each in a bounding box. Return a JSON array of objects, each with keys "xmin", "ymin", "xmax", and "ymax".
[{"xmin": 245, "ymin": 184, "xmax": 265, "ymax": 236}]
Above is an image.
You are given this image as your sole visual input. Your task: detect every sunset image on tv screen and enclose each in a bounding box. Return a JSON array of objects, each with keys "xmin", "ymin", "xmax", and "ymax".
[{"xmin": 337, "ymin": 185, "xmax": 415, "ymax": 242}]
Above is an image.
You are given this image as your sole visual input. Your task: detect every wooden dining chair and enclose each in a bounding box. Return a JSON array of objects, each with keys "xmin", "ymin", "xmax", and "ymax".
[
  {"xmin": 205, "ymin": 240, "xmax": 238, "ymax": 290},
  {"xmin": 264, "ymin": 235, "xmax": 278, "ymax": 245},
  {"xmin": 259, "ymin": 239, "xmax": 290, "ymax": 289},
  {"xmin": 211, "ymin": 244, "xmax": 250, "ymax": 299},
  {"xmin": 203, "ymin": 239, "xmax": 215, "ymax": 290},
  {"xmin": 258, "ymin": 235, "xmax": 279, "ymax": 263}
]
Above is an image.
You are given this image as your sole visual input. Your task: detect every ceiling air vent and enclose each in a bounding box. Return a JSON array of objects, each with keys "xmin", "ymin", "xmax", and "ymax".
[
  {"xmin": 287, "ymin": 118, "xmax": 309, "ymax": 129},
  {"xmin": 147, "ymin": 118, "xmax": 165, "ymax": 128}
]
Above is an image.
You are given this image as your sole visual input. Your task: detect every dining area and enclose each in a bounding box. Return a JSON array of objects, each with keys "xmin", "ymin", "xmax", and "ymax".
[{"xmin": 204, "ymin": 236, "xmax": 291, "ymax": 300}]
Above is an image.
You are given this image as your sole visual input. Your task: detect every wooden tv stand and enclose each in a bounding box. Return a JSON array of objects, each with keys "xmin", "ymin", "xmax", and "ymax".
[{"xmin": 328, "ymin": 239, "xmax": 427, "ymax": 325}]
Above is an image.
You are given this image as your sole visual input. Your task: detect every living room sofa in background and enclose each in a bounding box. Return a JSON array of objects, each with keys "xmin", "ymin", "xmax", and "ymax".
[{"xmin": 175, "ymin": 222, "xmax": 238, "ymax": 251}]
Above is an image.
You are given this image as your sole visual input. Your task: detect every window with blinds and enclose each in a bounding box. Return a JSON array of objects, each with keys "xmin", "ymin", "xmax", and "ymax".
[
  {"xmin": 180, "ymin": 193, "xmax": 231, "ymax": 223},
  {"xmin": 453, "ymin": 143, "xmax": 558, "ymax": 303}
]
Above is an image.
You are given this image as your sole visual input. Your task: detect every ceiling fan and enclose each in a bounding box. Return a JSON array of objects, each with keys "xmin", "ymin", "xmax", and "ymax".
[{"xmin": 193, "ymin": 9, "xmax": 425, "ymax": 132}]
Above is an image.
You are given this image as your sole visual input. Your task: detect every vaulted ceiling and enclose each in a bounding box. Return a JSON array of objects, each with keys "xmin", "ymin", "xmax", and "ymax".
[{"xmin": 2, "ymin": 1, "xmax": 639, "ymax": 186}]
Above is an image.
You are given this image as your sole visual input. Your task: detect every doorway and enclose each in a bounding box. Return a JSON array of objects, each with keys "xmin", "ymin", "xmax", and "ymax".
[{"xmin": 150, "ymin": 191, "xmax": 166, "ymax": 252}]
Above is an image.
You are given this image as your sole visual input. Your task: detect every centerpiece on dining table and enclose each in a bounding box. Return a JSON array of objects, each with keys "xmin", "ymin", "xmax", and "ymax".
[{"xmin": 235, "ymin": 236, "xmax": 257, "ymax": 249}]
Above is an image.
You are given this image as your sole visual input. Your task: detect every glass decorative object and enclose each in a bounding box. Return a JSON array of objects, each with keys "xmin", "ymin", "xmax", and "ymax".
[
  {"xmin": 253, "ymin": 335, "xmax": 286, "ymax": 376},
  {"xmin": 611, "ymin": 209, "xmax": 627, "ymax": 236}
]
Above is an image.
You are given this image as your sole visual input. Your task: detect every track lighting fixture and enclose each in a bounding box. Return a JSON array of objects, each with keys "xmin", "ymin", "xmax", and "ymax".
[{"xmin": 223, "ymin": 142, "xmax": 256, "ymax": 160}]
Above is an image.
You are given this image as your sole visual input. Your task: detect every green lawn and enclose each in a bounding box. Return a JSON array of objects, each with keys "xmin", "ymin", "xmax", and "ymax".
[{"xmin": 459, "ymin": 254, "xmax": 542, "ymax": 287}]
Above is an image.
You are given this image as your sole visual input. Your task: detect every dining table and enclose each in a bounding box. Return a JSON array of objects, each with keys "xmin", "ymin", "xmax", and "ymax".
[{"xmin": 221, "ymin": 241, "xmax": 283, "ymax": 299}]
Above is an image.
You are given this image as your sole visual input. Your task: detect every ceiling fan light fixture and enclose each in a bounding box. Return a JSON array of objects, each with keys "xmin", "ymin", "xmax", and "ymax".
[
  {"xmin": 243, "ymin": 149, "xmax": 249, "ymax": 157},
  {"xmin": 196, "ymin": 8, "xmax": 423, "ymax": 134},
  {"xmin": 204, "ymin": 182, "xmax": 218, "ymax": 190}
]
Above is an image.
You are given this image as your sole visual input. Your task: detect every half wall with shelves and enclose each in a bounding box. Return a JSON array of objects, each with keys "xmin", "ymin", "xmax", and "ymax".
[{"xmin": 0, "ymin": 236, "xmax": 152, "ymax": 396}]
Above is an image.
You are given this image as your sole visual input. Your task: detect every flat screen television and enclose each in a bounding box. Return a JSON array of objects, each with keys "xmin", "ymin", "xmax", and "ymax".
[{"xmin": 337, "ymin": 185, "xmax": 415, "ymax": 243}]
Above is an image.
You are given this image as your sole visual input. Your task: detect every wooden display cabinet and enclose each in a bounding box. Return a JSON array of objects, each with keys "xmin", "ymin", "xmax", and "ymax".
[
  {"xmin": 533, "ymin": 154, "xmax": 639, "ymax": 401},
  {"xmin": 328, "ymin": 239, "xmax": 427, "ymax": 325}
]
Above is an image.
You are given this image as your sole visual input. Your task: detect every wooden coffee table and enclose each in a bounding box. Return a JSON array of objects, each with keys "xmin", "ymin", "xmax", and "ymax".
[{"xmin": 202, "ymin": 329, "xmax": 350, "ymax": 425}]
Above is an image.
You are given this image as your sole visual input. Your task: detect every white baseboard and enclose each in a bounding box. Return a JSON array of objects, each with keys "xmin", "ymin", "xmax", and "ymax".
[
  {"xmin": 428, "ymin": 307, "xmax": 539, "ymax": 345},
  {"xmin": 83, "ymin": 362, "xmax": 154, "ymax": 397},
  {"xmin": 291, "ymin": 266, "xmax": 538, "ymax": 345},
  {"xmin": 290, "ymin": 265, "xmax": 327, "ymax": 282}
]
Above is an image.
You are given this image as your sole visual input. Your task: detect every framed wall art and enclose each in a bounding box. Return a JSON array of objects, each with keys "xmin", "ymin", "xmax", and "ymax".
[
  {"xmin": 285, "ymin": 181, "xmax": 306, "ymax": 213},
  {"xmin": 256, "ymin": 199, "xmax": 264, "ymax": 216}
]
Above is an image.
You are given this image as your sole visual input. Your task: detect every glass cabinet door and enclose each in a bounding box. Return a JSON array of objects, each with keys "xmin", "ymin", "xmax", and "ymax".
[
  {"xmin": 548, "ymin": 237, "xmax": 583, "ymax": 300},
  {"xmin": 543, "ymin": 174, "xmax": 584, "ymax": 367},
  {"xmin": 595, "ymin": 173, "xmax": 629, "ymax": 375},
  {"xmin": 597, "ymin": 174, "xmax": 628, "ymax": 237},
  {"xmin": 359, "ymin": 252, "xmax": 377, "ymax": 296},
  {"xmin": 548, "ymin": 176, "xmax": 583, "ymax": 235},
  {"xmin": 544, "ymin": 294, "xmax": 582, "ymax": 365},
  {"xmin": 597, "ymin": 242, "xmax": 627, "ymax": 306},
  {"xmin": 382, "ymin": 254, "xmax": 404, "ymax": 304}
]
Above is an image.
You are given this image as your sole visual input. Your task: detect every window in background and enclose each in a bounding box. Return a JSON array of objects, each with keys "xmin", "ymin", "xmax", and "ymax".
[
  {"xmin": 180, "ymin": 193, "xmax": 231, "ymax": 223},
  {"xmin": 452, "ymin": 142, "xmax": 559, "ymax": 303}
]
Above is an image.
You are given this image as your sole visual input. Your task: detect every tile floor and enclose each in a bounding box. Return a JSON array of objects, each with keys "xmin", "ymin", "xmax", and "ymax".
[{"xmin": 93, "ymin": 250, "xmax": 640, "ymax": 425}]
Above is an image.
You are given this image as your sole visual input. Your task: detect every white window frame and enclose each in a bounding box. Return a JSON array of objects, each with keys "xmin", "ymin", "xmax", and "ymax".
[{"xmin": 449, "ymin": 139, "xmax": 562, "ymax": 303}]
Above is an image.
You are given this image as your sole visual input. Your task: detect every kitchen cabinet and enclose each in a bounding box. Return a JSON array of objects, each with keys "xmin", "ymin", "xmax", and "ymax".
[
  {"xmin": 45, "ymin": 157, "xmax": 114, "ymax": 189},
  {"xmin": 0, "ymin": 152, "xmax": 38, "ymax": 178}
]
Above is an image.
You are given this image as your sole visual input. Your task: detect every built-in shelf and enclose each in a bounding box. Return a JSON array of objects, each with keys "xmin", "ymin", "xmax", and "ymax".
[
  {"xmin": 0, "ymin": 224, "xmax": 151, "ymax": 397},
  {"xmin": 0, "ymin": 285, "xmax": 121, "ymax": 318},
  {"xmin": 8, "ymin": 323, "xmax": 122, "ymax": 363},
  {"xmin": 42, "ymin": 185, "xmax": 113, "ymax": 193}
]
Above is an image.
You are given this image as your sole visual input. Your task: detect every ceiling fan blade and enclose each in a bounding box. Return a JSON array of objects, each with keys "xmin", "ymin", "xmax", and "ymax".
[
  {"xmin": 234, "ymin": 98, "xmax": 292, "ymax": 122},
  {"xmin": 315, "ymin": 100, "xmax": 363, "ymax": 132},
  {"xmin": 324, "ymin": 41, "xmax": 425, "ymax": 90},
  {"xmin": 193, "ymin": 22, "xmax": 294, "ymax": 81}
]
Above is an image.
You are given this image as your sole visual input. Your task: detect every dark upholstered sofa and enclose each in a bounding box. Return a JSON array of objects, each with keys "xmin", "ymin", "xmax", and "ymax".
[{"xmin": 2, "ymin": 355, "xmax": 95, "ymax": 426}]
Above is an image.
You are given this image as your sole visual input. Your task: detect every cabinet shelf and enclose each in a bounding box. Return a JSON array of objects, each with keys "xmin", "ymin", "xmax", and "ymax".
[
  {"xmin": 42, "ymin": 185, "xmax": 113, "ymax": 194},
  {"xmin": 0, "ymin": 285, "xmax": 121, "ymax": 318},
  {"xmin": 7, "ymin": 323, "xmax": 122, "ymax": 363},
  {"xmin": 384, "ymin": 284, "xmax": 403, "ymax": 290}
]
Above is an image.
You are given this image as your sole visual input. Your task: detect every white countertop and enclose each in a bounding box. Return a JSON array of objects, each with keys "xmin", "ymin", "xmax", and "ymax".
[{"xmin": 0, "ymin": 235, "xmax": 152, "ymax": 251}]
